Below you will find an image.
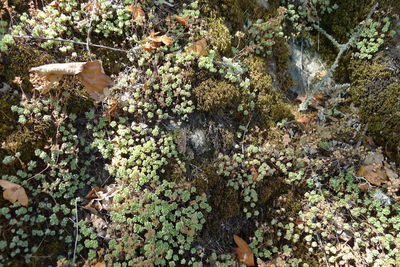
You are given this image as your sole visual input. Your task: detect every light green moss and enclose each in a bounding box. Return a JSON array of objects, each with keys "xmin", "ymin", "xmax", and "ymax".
[{"xmin": 208, "ymin": 17, "xmax": 232, "ymax": 53}]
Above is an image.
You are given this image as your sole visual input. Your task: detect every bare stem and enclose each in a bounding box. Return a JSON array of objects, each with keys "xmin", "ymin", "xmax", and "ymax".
[
  {"xmin": 12, "ymin": 35, "xmax": 138, "ymax": 53},
  {"xmin": 300, "ymin": 3, "xmax": 379, "ymax": 110}
]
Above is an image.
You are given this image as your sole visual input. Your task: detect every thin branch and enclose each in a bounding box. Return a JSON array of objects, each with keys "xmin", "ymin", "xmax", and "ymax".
[
  {"xmin": 312, "ymin": 23, "xmax": 343, "ymax": 49},
  {"xmin": 300, "ymin": 3, "xmax": 379, "ymax": 110},
  {"xmin": 72, "ymin": 198, "xmax": 79, "ymax": 265},
  {"xmin": 12, "ymin": 35, "xmax": 140, "ymax": 53}
]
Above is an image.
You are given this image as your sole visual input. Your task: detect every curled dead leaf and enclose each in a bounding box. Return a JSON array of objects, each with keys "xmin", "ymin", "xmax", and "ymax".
[
  {"xmin": 233, "ymin": 234, "xmax": 255, "ymax": 266},
  {"xmin": 30, "ymin": 61, "xmax": 112, "ymax": 101},
  {"xmin": 77, "ymin": 61, "xmax": 113, "ymax": 100},
  {"xmin": 85, "ymin": 186, "xmax": 107, "ymax": 199},
  {"xmin": 296, "ymin": 116, "xmax": 311, "ymax": 123},
  {"xmin": 357, "ymin": 164, "xmax": 388, "ymax": 186},
  {"xmin": 127, "ymin": 5, "xmax": 145, "ymax": 22},
  {"xmin": 143, "ymin": 31, "xmax": 174, "ymax": 51},
  {"xmin": 186, "ymin": 39, "xmax": 208, "ymax": 56},
  {"xmin": 0, "ymin": 180, "xmax": 28, "ymax": 206},
  {"xmin": 175, "ymin": 15, "xmax": 189, "ymax": 26}
]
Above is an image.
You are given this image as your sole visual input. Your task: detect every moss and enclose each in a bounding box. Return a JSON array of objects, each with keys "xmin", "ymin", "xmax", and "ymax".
[
  {"xmin": 200, "ymin": 0, "xmax": 261, "ymax": 30},
  {"xmin": 314, "ymin": 0, "xmax": 399, "ymax": 83},
  {"xmin": 244, "ymin": 56, "xmax": 294, "ymax": 127},
  {"xmin": 208, "ymin": 17, "xmax": 232, "ymax": 54},
  {"xmin": 245, "ymin": 56, "xmax": 273, "ymax": 94},
  {"xmin": 271, "ymin": 37, "xmax": 294, "ymax": 92},
  {"xmin": 257, "ymin": 94, "xmax": 293, "ymax": 128},
  {"xmin": 349, "ymin": 59, "xmax": 400, "ymax": 158},
  {"xmin": 194, "ymin": 79, "xmax": 240, "ymax": 113},
  {"xmin": 0, "ymin": 44, "xmax": 55, "ymax": 93}
]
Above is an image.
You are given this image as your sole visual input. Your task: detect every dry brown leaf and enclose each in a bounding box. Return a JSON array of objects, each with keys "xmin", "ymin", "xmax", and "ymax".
[
  {"xmin": 358, "ymin": 182, "xmax": 371, "ymax": 192},
  {"xmin": 143, "ymin": 31, "xmax": 174, "ymax": 51},
  {"xmin": 85, "ymin": 186, "xmax": 107, "ymax": 199},
  {"xmin": 357, "ymin": 164, "xmax": 388, "ymax": 186},
  {"xmin": 77, "ymin": 61, "xmax": 113, "ymax": 100},
  {"xmin": 127, "ymin": 5, "xmax": 145, "ymax": 22},
  {"xmin": 83, "ymin": 261, "xmax": 106, "ymax": 267},
  {"xmin": 175, "ymin": 15, "xmax": 189, "ymax": 25},
  {"xmin": 233, "ymin": 234, "xmax": 255, "ymax": 266},
  {"xmin": 296, "ymin": 116, "xmax": 311, "ymax": 123},
  {"xmin": 186, "ymin": 39, "xmax": 208, "ymax": 56},
  {"xmin": 282, "ymin": 134, "xmax": 291, "ymax": 146},
  {"xmin": 30, "ymin": 61, "xmax": 112, "ymax": 101},
  {"xmin": 0, "ymin": 180, "xmax": 28, "ymax": 206}
]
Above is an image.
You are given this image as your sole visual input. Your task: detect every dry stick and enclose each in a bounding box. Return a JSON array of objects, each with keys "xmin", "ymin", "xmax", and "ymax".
[
  {"xmin": 12, "ymin": 35, "xmax": 140, "ymax": 53},
  {"xmin": 72, "ymin": 198, "xmax": 79, "ymax": 264},
  {"xmin": 299, "ymin": 3, "xmax": 379, "ymax": 111}
]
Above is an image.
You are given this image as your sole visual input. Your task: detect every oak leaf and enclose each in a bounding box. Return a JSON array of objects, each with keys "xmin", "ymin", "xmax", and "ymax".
[
  {"xmin": 0, "ymin": 180, "xmax": 28, "ymax": 206},
  {"xmin": 233, "ymin": 234, "xmax": 255, "ymax": 266}
]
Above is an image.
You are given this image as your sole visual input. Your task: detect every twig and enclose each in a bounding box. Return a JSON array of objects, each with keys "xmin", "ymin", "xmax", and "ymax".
[
  {"xmin": 12, "ymin": 35, "xmax": 138, "ymax": 53},
  {"xmin": 299, "ymin": 3, "xmax": 379, "ymax": 110},
  {"xmin": 72, "ymin": 198, "xmax": 79, "ymax": 265}
]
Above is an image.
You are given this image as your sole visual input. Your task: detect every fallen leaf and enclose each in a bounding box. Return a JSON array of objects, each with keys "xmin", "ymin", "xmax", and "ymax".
[
  {"xmin": 102, "ymin": 99, "xmax": 120, "ymax": 118},
  {"xmin": 250, "ymin": 167, "xmax": 259, "ymax": 181},
  {"xmin": 186, "ymin": 39, "xmax": 208, "ymax": 56},
  {"xmin": 0, "ymin": 180, "xmax": 28, "ymax": 206},
  {"xmin": 175, "ymin": 15, "xmax": 189, "ymax": 26},
  {"xmin": 83, "ymin": 261, "xmax": 106, "ymax": 267},
  {"xmin": 296, "ymin": 116, "xmax": 311, "ymax": 123},
  {"xmin": 30, "ymin": 61, "xmax": 112, "ymax": 101},
  {"xmin": 357, "ymin": 182, "xmax": 370, "ymax": 192},
  {"xmin": 77, "ymin": 61, "xmax": 113, "ymax": 100},
  {"xmin": 357, "ymin": 164, "xmax": 388, "ymax": 186},
  {"xmin": 85, "ymin": 186, "xmax": 107, "ymax": 199},
  {"xmin": 143, "ymin": 31, "xmax": 174, "ymax": 51},
  {"xmin": 282, "ymin": 134, "xmax": 291, "ymax": 146},
  {"xmin": 233, "ymin": 234, "xmax": 255, "ymax": 266},
  {"xmin": 127, "ymin": 5, "xmax": 145, "ymax": 22}
]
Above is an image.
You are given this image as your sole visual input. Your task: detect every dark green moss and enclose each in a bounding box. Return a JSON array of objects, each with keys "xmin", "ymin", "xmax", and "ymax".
[
  {"xmin": 194, "ymin": 79, "xmax": 240, "ymax": 112},
  {"xmin": 0, "ymin": 44, "xmax": 55, "ymax": 93},
  {"xmin": 349, "ymin": 59, "xmax": 400, "ymax": 159}
]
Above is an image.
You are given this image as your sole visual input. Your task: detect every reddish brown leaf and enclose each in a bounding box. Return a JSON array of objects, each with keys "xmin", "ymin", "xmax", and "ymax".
[
  {"xmin": 77, "ymin": 61, "xmax": 113, "ymax": 100},
  {"xmin": 186, "ymin": 39, "xmax": 208, "ymax": 56},
  {"xmin": 85, "ymin": 186, "xmax": 107, "ymax": 199},
  {"xmin": 233, "ymin": 234, "xmax": 255, "ymax": 266},
  {"xmin": 0, "ymin": 180, "xmax": 28, "ymax": 206},
  {"xmin": 127, "ymin": 5, "xmax": 145, "ymax": 22},
  {"xmin": 175, "ymin": 15, "xmax": 189, "ymax": 26},
  {"xmin": 357, "ymin": 164, "xmax": 388, "ymax": 186},
  {"xmin": 296, "ymin": 116, "xmax": 311, "ymax": 123}
]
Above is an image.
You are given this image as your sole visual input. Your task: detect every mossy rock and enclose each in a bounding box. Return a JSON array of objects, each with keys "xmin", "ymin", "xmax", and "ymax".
[
  {"xmin": 194, "ymin": 79, "xmax": 240, "ymax": 113},
  {"xmin": 349, "ymin": 59, "xmax": 400, "ymax": 158}
]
